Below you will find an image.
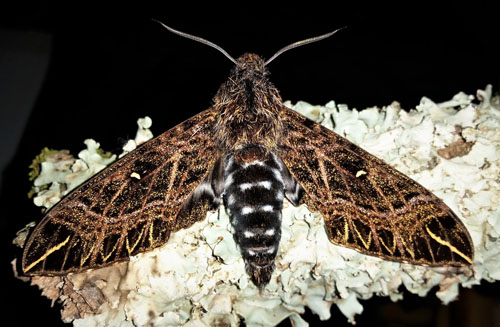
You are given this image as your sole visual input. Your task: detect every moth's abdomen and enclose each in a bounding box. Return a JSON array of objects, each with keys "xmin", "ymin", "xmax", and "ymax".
[{"xmin": 223, "ymin": 146, "xmax": 284, "ymax": 287}]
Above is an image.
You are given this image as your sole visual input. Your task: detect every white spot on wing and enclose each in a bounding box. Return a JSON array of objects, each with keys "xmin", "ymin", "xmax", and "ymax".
[{"xmin": 356, "ymin": 170, "xmax": 367, "ymax": 177}]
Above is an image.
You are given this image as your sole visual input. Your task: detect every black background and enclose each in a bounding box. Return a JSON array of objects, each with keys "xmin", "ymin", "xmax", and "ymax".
[{"xmin": 1, "ymin": 2, "xmax": 499, "ymax": 327}]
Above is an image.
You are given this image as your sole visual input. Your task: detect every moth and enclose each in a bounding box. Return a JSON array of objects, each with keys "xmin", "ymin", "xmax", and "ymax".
[{"xmin": 22, "ymin": 22, "xmax": 474, "ymax": 288}]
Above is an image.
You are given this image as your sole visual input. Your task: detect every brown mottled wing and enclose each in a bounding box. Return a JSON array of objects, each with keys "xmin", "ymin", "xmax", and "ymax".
[
  {"xmin": 279, "ymin": 106, "xmax": 474, "ymax": 266},
  {"xmin": 22, "ymin": 108, "xmax": 220, "ymax": 275}
]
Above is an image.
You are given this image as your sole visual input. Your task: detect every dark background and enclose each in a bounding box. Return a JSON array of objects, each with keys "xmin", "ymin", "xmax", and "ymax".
[{"xmin": 1, "ymin": 2, "xmax": 499, "ymax": 327}]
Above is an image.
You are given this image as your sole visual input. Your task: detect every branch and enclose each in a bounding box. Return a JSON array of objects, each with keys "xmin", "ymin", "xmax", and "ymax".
[{"xmin": 14, "ymin": 86, "xmax": 499, "ymax": 326}]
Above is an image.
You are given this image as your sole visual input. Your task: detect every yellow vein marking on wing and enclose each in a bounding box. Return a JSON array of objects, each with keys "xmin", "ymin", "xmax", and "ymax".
[
  {"xmin": 80, "ymin": 242, "xmax": 95, "ymax": 267},
  {"xmin": 398, "ymin": 235, "xmax": 415, "ymax": 260},
  {"xmin": 24, "ymin": 236, "xmax": 71, "ymax": 273},
  {"xmin": 126, "ymin": 226, "xmax": 146, "ymax": 255},
  {"xmin": 149, "ymin": 221, "xmax": 154, "ymax": 247},
  {"xmin": 352, "ymin": 222, "xmax": 372, "ymax": 250},
  {"xmin": 378, "ymin": 236, "xmax": 395, "ymax": 255},
  {"xmin": 102, "ymin": 240, "xmax": 120, "ymax": 263},
  {"xmin": 425, "ymin": 225, "xmax": 473, "ymax": 264},
  {"xmin": 343, "ymin": 216, "xmax": 349, "ymax": 242}
]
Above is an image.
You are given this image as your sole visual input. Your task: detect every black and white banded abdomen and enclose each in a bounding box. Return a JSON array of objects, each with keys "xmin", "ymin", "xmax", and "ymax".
[{"xmin": 221, "ymin": 145, "xmax": 302, "ymax": 287}]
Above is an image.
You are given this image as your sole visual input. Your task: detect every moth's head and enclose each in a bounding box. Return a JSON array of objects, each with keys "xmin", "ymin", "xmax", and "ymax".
[{"xmin": 234, "ymin": 53, "xmax": 268, "ymax": 77}]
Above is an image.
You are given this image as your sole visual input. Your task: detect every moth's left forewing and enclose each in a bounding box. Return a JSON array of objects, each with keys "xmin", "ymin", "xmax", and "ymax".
[
  {"xmin": 22, "ymin": 108, "xmax": 221, "ymax": 275},
  {"xmin": 278, "ymin": 106, "xmax": 474, "ymax": 266}
]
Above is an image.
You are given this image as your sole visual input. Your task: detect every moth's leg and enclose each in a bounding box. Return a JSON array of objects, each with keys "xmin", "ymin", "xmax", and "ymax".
[
  {"xmin": 174, "ymin": 156, "xmax": 224, "ymax": 230},
  {"xmin": 278, "ymin": 156, "xmax": 303, "ymax": 206}
]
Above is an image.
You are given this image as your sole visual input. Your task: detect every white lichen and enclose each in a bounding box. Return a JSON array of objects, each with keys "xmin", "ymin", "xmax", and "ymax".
[{"xmin": 16, "ymin": 86, "xmax": 500, "ymax": 326}]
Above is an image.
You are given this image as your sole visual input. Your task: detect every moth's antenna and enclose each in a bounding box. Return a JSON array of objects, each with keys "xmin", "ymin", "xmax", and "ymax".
[
  {"xmin": 152, "ymin": 19, "xmax": 238, "ymax": 65},
  {"xmin": 264, "ymin": 26, "xmax": 347, "ymax": 66}
]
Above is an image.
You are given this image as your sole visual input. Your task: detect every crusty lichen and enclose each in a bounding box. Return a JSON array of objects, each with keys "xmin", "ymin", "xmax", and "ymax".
[{"xmin": 14, "ymin": 86, "xmax": 500, "ymax": 326}]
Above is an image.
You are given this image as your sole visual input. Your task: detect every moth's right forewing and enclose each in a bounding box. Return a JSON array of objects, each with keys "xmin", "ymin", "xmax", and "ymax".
[
  {"xmin": 278, "ymin": 106, "xmax": 474, "ymax": 267},
  {"xmin": 22, "ymin": 108, "xmax": 220, "ymax": 275}
]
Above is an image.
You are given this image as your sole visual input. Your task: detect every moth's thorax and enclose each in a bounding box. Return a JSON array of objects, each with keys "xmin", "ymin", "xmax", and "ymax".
[{"xmin": 213, "ymin": 53, "xmax": 283, "ymax": 150}]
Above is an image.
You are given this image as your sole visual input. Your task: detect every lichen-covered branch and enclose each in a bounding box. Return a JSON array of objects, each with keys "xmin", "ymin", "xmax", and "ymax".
[{"xmin": 13, "ymin": 86, "xmax": 499, "ymax": 327}]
